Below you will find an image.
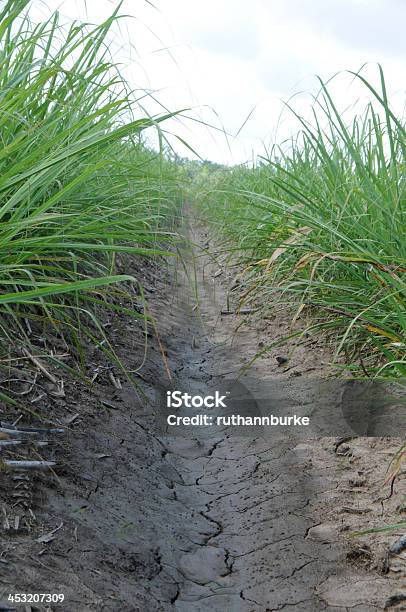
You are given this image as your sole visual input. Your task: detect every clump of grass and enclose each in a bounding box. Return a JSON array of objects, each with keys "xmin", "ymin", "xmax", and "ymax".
[
  {"xmin": 197, "ymin": 67, "xmax": 406, "ymax": 378},
  {"xmin": 0, "ymin": 1, "xmax": 182, "ymax": 375}
]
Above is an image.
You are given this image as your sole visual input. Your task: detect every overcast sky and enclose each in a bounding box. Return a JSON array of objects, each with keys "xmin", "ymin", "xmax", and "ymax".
[{"xmin": 33, "ymin": 0, "xmax": 406, "ymax": 164}]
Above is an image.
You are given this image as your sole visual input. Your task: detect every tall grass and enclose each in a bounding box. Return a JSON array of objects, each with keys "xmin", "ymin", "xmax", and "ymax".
[
  {"xmin": 197, "ymin": 68, "xmax": 406, "ymax": 378},
  {"xmin": 0, "ymin": 1, "xmax": 182, "ymax": 372}
]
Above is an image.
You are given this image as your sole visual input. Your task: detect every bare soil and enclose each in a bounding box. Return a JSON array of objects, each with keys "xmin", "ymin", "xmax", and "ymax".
[{"xmin": 0, "ymin": 211, "xmax": 405, "ymax": 611}]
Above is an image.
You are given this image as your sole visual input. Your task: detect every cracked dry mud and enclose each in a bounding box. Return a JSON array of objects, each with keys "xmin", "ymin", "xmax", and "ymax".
[
  {"xmin": 1, "ymin": 213, "xmax": 404, "ymax": 611},
  {"xmin": 141, "ymin": 214, "xmax": 404, "ymax": 611}
]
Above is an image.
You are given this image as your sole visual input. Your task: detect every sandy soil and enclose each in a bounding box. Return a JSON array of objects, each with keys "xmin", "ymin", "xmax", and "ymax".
[{"xmin": 0, "ymin": 210, "xmax": 404, "ymax": 611}]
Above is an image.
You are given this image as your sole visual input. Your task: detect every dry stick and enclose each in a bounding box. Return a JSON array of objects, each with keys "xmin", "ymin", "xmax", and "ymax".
[
  {"xmin": 0, "ymin": 376, "xmax": 37, "ymax": 396},
  {"xmin": 0, "ymin": 440, "xmax": 48, "ymax": 448},
  {"xmin": 0, "ymin": 353, "xmax": 69, "ymax": 364},
  {"xmin": 1, "ymin": 422, "xmax": 64, "ymax": 434},
  {"xmin": 12, "ymin": 414, "xmax": 23, "ymax": 427},
  {"xmin": 147, "ymin": 309, "xmax": 172, "ymax": 382},
  {"xmin": 0, "ymin": 427, "xmax": 38, "ymax": 438},
  {"xmin": 21, "ymin": 348, "xmax": 57, "ymax": 384},
  {"xmin": 2, "ymin": 507, "xmax": 10, "ymax": 530},
  {"xmin": 108, "ymin": 371, "xmax": 122, "ymax": 389},
  {"xmin": 2, "ymin": 460, "xmax": 56, "ymax": 470},
  {"xmin": 339, "ymin": 506, "xmax": 371, "ymax": 514},
  {"xmin": 0, "ymin": 440, "xmax": 22, "ymax": 447},
  {"xmin": 31, "ymin": 447, "xmax": 62, "ymax": 485}
]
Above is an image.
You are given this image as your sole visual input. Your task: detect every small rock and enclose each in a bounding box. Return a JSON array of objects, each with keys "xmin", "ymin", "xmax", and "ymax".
[
  {"xmin": 389, "ymin": 533, "xmax": 406, "ymax": 555},
  {"xmin": 349, "ymin": 475, "xmax": 366, "ymax": 487},
  {"xmin": 384, "ymin": 594, "xmax": 406, "ymax": 609},
  {"xmin": 336, "ymin": 443, "xmax": 351, "ymax": 456}
]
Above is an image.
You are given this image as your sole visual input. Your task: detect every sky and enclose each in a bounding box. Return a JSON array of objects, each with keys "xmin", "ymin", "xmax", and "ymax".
[{"xmin": 32, "ymin": 0, "xmax": 406, "ymax": 165}]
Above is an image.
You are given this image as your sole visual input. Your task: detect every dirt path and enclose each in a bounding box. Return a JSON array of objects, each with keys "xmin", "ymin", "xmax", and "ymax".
[
  {"xmin": 0, "ymin": 210, "xmax": 404, "ymax": 611},
  {"xmin": 149, "ymin": 213, "xmax": 404, "ymax": 611}
]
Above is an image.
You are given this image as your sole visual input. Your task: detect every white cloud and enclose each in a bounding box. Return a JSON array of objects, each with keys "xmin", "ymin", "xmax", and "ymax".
[{"xmin": 30, "ymin": 0, "xmax": 406, "ymax": 164}]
